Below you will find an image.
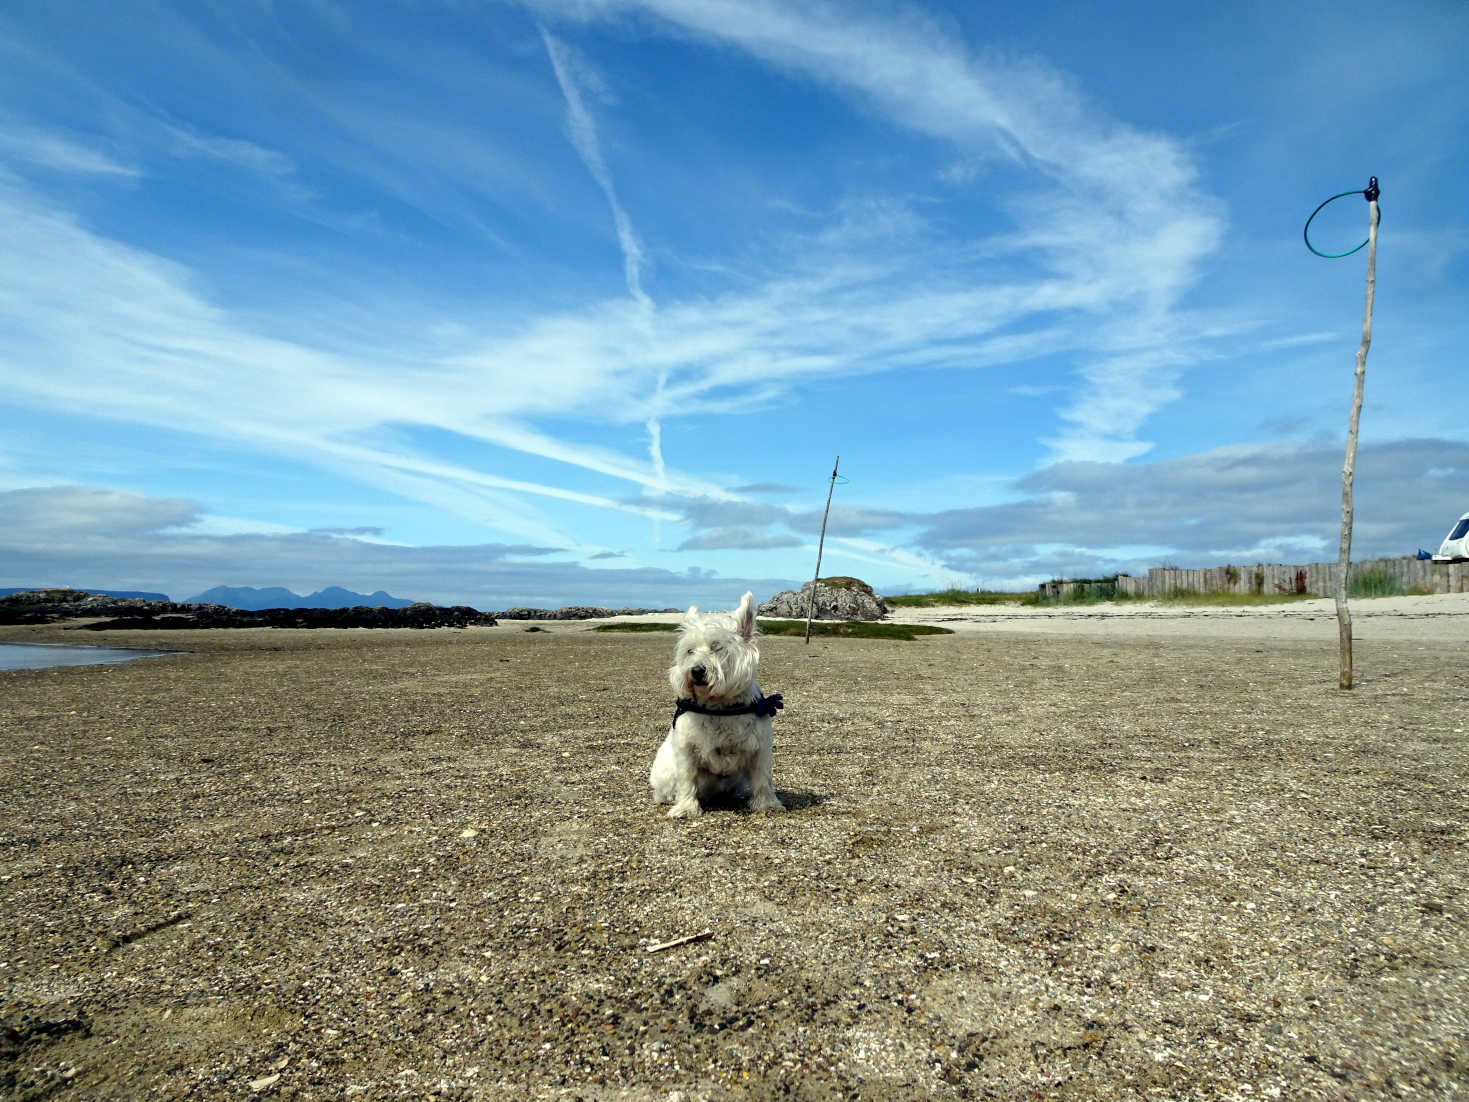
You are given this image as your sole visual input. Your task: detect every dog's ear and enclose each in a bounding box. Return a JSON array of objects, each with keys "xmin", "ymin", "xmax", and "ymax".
[
  {"xmin": 685, "ymin": 604, "xmax": 700, "ymax": 619},
  {"xmin": 734, "ymin": 591, "xmax": 756, "ymax": 641}
]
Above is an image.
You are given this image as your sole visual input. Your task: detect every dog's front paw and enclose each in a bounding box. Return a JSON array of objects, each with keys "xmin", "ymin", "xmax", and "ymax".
[
  {"xmin": 749, "ymin": 793, "xmax": 786, "ymax": 814},
  {"xmin": 667, "ymin": 800, "xmax": 702, "ymax": 819}
]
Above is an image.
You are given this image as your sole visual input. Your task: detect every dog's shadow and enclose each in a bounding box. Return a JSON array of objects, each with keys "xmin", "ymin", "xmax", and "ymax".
[
  {"xmin": 701, "ymin": 788, "xmax": 826, "ymax": 814},
  {"xmin": 776, "ymin": 788, "xmax": 825, "ymax": 812}
]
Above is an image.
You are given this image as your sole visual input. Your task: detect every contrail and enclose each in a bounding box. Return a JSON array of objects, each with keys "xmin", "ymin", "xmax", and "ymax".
[
  {"xmin": 541, "ymin": 28, "xmax": 653, "ymax": 312},
  {"xmin": 542, "ymin": 27, "xmax": 667, "ymax": 537}
]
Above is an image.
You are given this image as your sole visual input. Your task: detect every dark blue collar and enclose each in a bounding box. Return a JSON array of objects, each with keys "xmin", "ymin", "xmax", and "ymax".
[{"xmin": 673, "ymin": 691, "xmax": 784, "ymax": 725}]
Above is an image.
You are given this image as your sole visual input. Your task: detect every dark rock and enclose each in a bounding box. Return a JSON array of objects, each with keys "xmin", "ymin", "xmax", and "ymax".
[
  {"xmin": 494, "ymin": 606, "xmax": 680, "ymax": 620},
  {"xmin": 0, "ymin": 589, "xmax": 204, "ymax": 624},
  {"xmin": 1, "ymin": 589, "xmax": 496, "ymax": 630},
  {"xmin": 0, "ymin": 586, "xmax": 168, "ymax": 601}
]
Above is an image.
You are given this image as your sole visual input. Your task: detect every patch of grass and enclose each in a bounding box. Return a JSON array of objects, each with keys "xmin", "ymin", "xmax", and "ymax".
[
  {"xmin": 886, "ymin": 588, "xmax": 1034, "ymax": 608},
  {"xmin": 596, "ymin": 618, "xmax": 951, "ymax": 640},
  {"xmin": 1348, "ymin": 567, "xmax": 1405, "ymax": 599},
  {"xmin": 815, "ymin": 576, "xmax": 877, "ymax": 596},
  {"xmin": 1035, "ymin": 587, "xmax": 1140, "ymax": 606},
  {"xmin": 756, "ymin": 619, "xmax": 953, "ymax": 640},
  {"xmin": 1031, "ymin": 577, "xmax": 1142, "ymax": 605},
  {"xmin": 1156, "ymin": 589, "xmax": 1319, "ymax": 607}
]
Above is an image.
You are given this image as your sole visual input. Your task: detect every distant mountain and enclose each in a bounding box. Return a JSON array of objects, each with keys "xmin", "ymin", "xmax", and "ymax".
[
  {"xmin": 187, "ymin": 585, "xmax": 416, "ymax": 610},
  {"xmin": 0, "ymin": 587, "xmax": 171, "ymax": 602},
  {"xmin": 190, "ymin": 585, "xmax": 299, "ymax": 609}
]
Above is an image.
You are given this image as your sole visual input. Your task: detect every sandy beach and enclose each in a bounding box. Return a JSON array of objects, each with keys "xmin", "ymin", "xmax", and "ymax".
[
  {"xmin": 884, "ymin": 592, "xmax": 1469, "ymax": 641},
  {"xmin": 2, "ymin": 598, "xmax": 1467, "ymax": 1099},
  {"xmin": 584, "ymin": 591, "xmax": 1469, "ymax": 644}
]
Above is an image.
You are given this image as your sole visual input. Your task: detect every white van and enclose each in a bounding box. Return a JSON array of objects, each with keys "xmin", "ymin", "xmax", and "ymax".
[{"xmin": 1434, "ymin": 512, "xmax": 1469, "ymax": 562}]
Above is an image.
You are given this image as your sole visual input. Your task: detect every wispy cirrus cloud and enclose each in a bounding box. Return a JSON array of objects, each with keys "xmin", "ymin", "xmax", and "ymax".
[
  {"xmin": 0, "ymin": 171, "xmax": 703, "ymax": 547},
  {"xmin": 0, "ymin": 124, "xmax": 1220, "ymax": 572},
  {"xmin": 0, "ymin": 122, "xmax": 139, "ymax": 178},
  {"xmin": 677, "ymin": 528, "xmax": 802, "ymax": 551},
  {"xmin": 528, "ymin": 0, "xmax": 1225, "ymax": 462},
  {"xmin": 5, "ymin": 2, "xmax": 1226, "ymax": 480},
  {"xmin": 540, "ymin": 26, "xmax": 676, "ymax": 512},
  {"xmin": 159, "ymin": 121, "xmax": 297, "ymax": 178}
]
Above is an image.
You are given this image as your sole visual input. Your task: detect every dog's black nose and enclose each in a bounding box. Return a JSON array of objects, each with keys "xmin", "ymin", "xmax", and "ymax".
[{"xmin": 690, "ymin": 665, "xmax": 707, "ymax": 685}]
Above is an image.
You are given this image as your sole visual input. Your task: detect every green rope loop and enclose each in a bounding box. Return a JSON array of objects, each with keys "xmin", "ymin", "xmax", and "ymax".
[{"xmin": 1304, "ymin": 187, "xmax": 1380, "ymax": 258}]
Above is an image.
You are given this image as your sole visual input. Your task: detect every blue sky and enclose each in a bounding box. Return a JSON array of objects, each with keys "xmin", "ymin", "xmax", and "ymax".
[{"xmin": 2, "ymin": 0, "xmax": 1466, "ymax": 608}]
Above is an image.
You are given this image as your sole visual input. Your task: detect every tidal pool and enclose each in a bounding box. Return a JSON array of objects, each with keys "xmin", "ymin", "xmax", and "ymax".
[{"xmin": 0, "ymin": 642, "xmax": 169, "ymax": 671}]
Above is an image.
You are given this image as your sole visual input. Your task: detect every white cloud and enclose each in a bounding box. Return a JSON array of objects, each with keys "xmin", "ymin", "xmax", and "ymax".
[
  {"xmin": 677, "ymin": 527, "xmax": 802, "ymax": 551},
  {"xmin": 916, "ymin": 438, "xmax": 1469, "ymax": 579},
  {"xmin": 0, "ymin": 486, "xmax": 791, "ymax": 608},
  {"xmin": 0, "ymin": 486, "xmax": 198, "ymax": 549},
  {"xmin": 821, "ymin": 536, "xmax": 969, "ymax": 592}
]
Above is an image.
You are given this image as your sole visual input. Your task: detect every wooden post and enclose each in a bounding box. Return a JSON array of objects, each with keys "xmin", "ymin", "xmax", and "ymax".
[
  {"xmin": 805, "ymin": 456, "xmax": 840, "ymax": 645},
  {"xmin": 1336, "ymin": 192, "xmax": 1379, "ymax": 690}
]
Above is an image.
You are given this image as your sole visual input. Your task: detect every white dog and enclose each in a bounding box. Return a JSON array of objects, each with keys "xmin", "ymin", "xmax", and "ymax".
[{"xmin": 649, "ymin": 592, "xmax": 786, "ymax": 818}]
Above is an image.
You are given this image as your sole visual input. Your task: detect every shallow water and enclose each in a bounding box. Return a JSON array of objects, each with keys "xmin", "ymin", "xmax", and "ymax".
[{"xmin": 0, "ymin": 642, "xmax": 168, "ymax": 671}]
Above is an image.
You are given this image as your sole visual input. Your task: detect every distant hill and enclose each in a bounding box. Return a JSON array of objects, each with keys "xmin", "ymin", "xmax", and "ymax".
[
  {"xmin": 0, "ymin": 587, "xmax": 171, "ymax": 602},
  {"xmin": 188, "ymin": 585, "xmax": 416, "ymax": 610}
]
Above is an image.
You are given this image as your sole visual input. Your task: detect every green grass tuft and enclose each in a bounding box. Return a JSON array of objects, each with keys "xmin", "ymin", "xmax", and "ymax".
[
  {"xmin": 1155, "ymin": 589, "xmax": 1319, "ymax": 607},
  {"xmin": 814, "ymin": 576, "xmax": 877, "ymax": 596},
  {"xmin": 885, "ymin": 588, "xmax": 1033, "ymax": 608},
  {"xmin": 1348, "ymin": 567, "xmax": 1404, "ymax": 599},
  {"xmin": 597, "ymin": 619, "xmax": 952, "ymax": 640},
  {"xmin": 756, "ymin": 619, "xmax": 953, "ymax": 640}
]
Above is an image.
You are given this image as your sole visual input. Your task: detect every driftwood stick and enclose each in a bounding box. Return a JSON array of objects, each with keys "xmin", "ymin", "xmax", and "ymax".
[
  {"xmin": 805, "ymin": 456, "xmax": 840, "ymax": 645},
  {"xmin": 1336, "ymin": 194, "xmax": 1379, "ymax": 690},
  {"xmin": 647, "ymin": 929, "xmax": 713, "ymax": 953}
]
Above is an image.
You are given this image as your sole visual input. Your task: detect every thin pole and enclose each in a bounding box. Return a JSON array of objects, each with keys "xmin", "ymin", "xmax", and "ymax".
[
  {"xmin": 805, "ymin": 456, "xmax": 839, "ymax": 645},
  {"xmin": 1336, "ymin": 185, "xmax": 1379, "ymax": 690}
]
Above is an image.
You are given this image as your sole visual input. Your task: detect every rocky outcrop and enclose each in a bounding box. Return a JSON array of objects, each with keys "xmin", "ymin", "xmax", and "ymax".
[
  {"xmin": 80, "ymin": 603, "xmax": 497, "ymax": 631},
  {"xmin": 758, "ymin": 577, "xmax": 888, "ymax": 621},
  {"xmin": 0, "ymin": 586, "xmax": 169, "ymax": 602},
  {"xmin": 494, "ymin": 606, "xmax": 679, "ymax": 620},
  {"xmin": 0, "ymin": 589, "xmax": 203, "ymax": 625},
  {"xmin": 0, "ymin": 590, "xmax": 497, "ymax": 630}
]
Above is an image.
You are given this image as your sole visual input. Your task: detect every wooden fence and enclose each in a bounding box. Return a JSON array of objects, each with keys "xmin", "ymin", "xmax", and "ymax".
[{"xmin": 1038, "ymin": 557, "xmax": 1467, "ymax": 600}]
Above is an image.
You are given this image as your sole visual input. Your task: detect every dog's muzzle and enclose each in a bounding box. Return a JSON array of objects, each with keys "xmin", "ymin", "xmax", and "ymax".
[{"xmin": 689, "ymin": 665, "xmax": 708, "ymax": 688}]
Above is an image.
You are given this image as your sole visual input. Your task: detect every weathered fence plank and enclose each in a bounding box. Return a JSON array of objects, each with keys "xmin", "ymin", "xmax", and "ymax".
[{"xmin": 1044, "ymin": 557, "xmax": 1465, "ymax": 600}]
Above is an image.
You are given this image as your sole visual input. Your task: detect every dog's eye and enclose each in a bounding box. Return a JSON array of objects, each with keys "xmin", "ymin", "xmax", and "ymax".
[{"xmin": 710, "ymin": 642, "xmax": 722, "ymax": 652}]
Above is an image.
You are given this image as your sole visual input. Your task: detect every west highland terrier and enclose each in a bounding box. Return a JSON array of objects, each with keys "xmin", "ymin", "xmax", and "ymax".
[{"xmin": 649, "ymin": 592, "xmax": 786, "ymax": 818}]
